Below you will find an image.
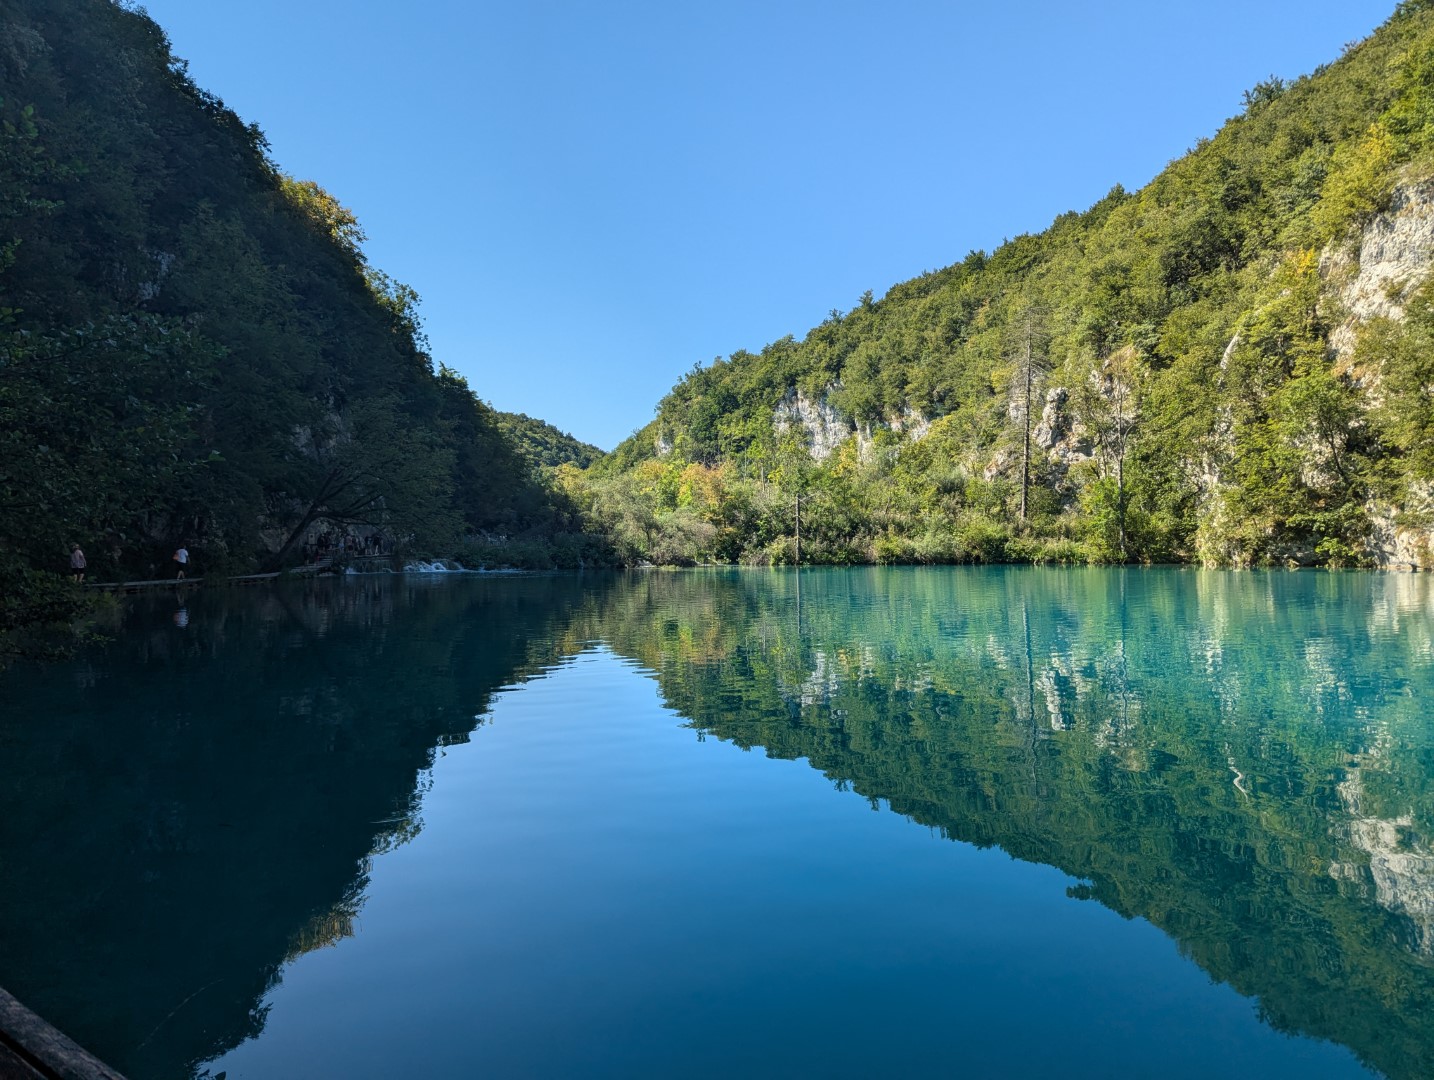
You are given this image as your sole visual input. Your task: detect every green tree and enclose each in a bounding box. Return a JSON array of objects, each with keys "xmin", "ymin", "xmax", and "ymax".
[
  {"xmin": 1361, "ymin": 280, "xmax": 1434, "ymax": 488},
  {"xmin": 1074, "ymin": 346, "xmax": 1145, "ymax": 560},
  {"xmin": 0, "ymin": 315, "xmax": 216, "ymax": 660},
  {"xmin": 267, "ymin": 399, "xmax": 458, "ymax": 567},
  {"xmin": 0, "ymin": 316, "xmax": 216, "ymax": 567}
]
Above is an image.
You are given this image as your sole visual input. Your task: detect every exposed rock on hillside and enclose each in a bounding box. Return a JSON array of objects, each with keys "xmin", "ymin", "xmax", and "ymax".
[
  {"xmin": 1367, "ymin": 487, "xmax": 1434, "ymax": 569},
  {"xmin": 1326, "ymin": 179, "xmax": 1434, "ymax": 364},
  {"xmin": 773, "ymin": 387, "xmax": 853, "ymax": 461}
]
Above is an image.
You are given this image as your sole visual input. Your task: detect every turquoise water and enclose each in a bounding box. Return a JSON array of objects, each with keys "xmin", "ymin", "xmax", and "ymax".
[{"xmin": 1, "ymin": 567, "xmax": 1431, "ymax": 1078}]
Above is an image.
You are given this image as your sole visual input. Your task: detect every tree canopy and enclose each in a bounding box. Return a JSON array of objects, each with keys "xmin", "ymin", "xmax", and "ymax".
[{"xmin": 0, "ymin": 0, "xmax": 607, "ymax": 652}]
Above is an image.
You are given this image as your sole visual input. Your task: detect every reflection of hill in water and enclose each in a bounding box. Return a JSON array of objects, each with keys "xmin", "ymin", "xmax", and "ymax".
[
  {"xmin": 0, "ymin": 569, "xmax": 1431, "ymax": 1079},
  {"xmin": 0, "ymin": 576, "xmax": 600, "ymax": 1079},
  {"xmin": 582, "ymin": 568, "xmax": 1434, "ymax": 1080}
]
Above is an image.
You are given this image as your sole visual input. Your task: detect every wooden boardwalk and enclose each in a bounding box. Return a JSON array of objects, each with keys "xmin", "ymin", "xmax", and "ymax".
[
  {"xmin": 85, "ymin": 555, "xmax": 398, "ymax": 593},
  {"xmin": 0, "ymin": 986, "xmax": 127, "ymax": 1079},
  {"xmin": 85, "ymin": 574, "xmax": 277, "ymax": 594},
  {"xmin": 86, "ymin": 577, "xmax": 207, "ymax": 593}
]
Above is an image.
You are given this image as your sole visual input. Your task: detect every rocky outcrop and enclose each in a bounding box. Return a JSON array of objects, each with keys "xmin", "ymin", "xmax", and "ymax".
[
  {"xmin": 1325, "ymin": 178, "xmax": 1434, "ymax": 365},
  {"xmin": 982, "ymin": 448, "xmax": 1013, "ymax": 482},
  {"xmin": 772, "ymin": 386, "xmax": 853, "ymax": 461},
  {"xmin": 1032, "ymin": 387, "xmax": 1069, "ymax": 450},
  {"xmin": 1366, "ymin": 485, "xmax": 1434, "ymax": 570},
  {"xmin": 1031, "ymin": 385, "xmax": 1095, "ymax": 499},
  {"xmin": 890, "ymin": 407, "xmax": 930, "ymax": 442},
  {"xmin": 137, "ymin": 248, "xmax": 176, "ymax": 302},
  {"xmin": 769, "ymin": 392, "xmax": 935, "ymax": 463},
  {"xmin": 1315, "ymin": 180, "xmax": 1434, "ymax": 567}
]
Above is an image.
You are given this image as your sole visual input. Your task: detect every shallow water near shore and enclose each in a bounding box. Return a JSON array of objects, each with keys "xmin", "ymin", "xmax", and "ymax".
[{"xmin": 1, "ymin": 567, "xmax": 1431, "ymax": 1078}]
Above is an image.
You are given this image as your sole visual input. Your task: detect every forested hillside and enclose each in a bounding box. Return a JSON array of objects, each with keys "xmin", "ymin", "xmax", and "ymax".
[
  {"xmin": 0, "ymin": 0, "xmax": 605, "ymax": 654},
  {"xmin": 8, "ymin": 0, "xmax": 1434, "ymax": 659},
  {"xmin": 496, "ymin": 411, "xmax": 605, "ymax": 470},
  {"xmin": 579, "ymin": 0, "xmax": 1434, "ymax": 569}
]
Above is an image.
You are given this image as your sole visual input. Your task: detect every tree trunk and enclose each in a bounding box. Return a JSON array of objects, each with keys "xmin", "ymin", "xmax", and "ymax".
[
  {"xmin": 1021, "ymin": 325, "xmax": 1032, "ymax": 523},
  {"xmin": 794, "ymin": 495, "xmax": 801, "ymax": 565},
  {"xmin": 1116, "ymin": 452, "xmax": 1127, "ymax": 562},
  {"xmin": 267, "ymin": 504, "xmax": 323, "ymax": 572}
]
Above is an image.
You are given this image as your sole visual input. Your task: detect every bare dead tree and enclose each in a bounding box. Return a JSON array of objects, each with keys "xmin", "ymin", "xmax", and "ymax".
[{"xmin": 1010, "ymin": 306, "xmax": 1050, "ymax": 523}]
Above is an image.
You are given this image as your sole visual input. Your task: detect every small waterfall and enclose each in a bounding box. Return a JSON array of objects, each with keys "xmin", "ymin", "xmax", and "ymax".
[{"xmin": 401, "ymin": 559, "xmax": 467, "ymax": 574}]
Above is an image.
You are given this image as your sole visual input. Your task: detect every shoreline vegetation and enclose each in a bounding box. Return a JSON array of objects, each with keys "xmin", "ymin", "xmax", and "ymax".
[{"xmin": 6, "ymin": 2, "xmax": 1434, "ymax": 662}]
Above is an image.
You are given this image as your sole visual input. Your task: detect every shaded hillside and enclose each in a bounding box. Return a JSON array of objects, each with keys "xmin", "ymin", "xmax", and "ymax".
[
  {"xmin": 0, "ymin": 0, "xmax": 605, "ymax": 642},
  {"xmin": 584, "ymin": 1, "xmax": 1434, "ymax": 569},
  {"xmin": 0, "ymin": 574, "xmax": 606, "ymax": 1079}
]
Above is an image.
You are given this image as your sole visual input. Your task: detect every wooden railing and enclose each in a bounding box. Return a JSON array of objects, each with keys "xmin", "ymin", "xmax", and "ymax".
[{"xmin": 0, "ymin": 986, "xmax": 127, "ymax": 1079}]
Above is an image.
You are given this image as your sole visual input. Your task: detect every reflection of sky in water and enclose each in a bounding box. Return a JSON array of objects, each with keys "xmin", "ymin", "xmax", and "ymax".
[{"xmin": 1, "ymin": 568, "xmax": 1429, "ymax": 1079}]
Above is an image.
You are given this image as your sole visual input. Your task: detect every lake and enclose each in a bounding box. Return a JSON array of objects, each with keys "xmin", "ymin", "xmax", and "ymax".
[{"xmin": 1, "ymin": 567, "xmax": 1431, "ymax": 1078}]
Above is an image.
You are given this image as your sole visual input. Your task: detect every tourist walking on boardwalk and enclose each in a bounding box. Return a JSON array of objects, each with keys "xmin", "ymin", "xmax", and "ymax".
[
  {"xmin": 172, "ymin": 544, "xmax": 189, "ymax": 580},
  {"xmin": 69, "ymin": 543, "xmax": 86, "ymax": 583}
]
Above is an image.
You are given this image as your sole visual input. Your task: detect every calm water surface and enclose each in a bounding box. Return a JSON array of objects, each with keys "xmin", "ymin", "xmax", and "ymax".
[{"xmin": 2, "ymin": 567, "xmax": 1432, "ymax": 1078}]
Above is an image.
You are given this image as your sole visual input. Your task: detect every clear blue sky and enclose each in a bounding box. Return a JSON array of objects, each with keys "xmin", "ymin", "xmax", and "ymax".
[{"xmin": 138, "ymin": 0, "xmax": 1394, "ymax": 450}]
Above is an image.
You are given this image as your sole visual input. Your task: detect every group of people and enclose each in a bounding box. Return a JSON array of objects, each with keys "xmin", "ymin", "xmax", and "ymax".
[
  {"xmin": 304, "ymin": 531, "xmax": 386, "ymax": 563},
  {"xmin": 63, "ymin": 529, "xmax": 414, "ymax": 584},
  {"xmin": 64, "ymin": 530, "xmax": 391, "ymax": 583},
  {"xmin": 65, "ymin": 543, "xmax": 189, "ymax": 583}
]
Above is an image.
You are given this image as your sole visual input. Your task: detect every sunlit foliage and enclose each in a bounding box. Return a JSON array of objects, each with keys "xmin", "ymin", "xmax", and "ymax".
[{"xmin": 584, "ymin": 4, "xmax": 1434, "ymax": 568}]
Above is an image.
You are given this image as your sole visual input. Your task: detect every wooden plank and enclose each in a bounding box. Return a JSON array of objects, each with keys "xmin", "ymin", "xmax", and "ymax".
[
  {"xmin": 0, "ymin": 1039, "xmax": 46, "ymax": 1078},
  {"xmin": 83, "ymin": 556, "xmax": 390, "ymax": 590},
  {"xmin": 87, "ymin": 566, "xmax": 333, "ymax": 590},
  {"xmin": 0, "ymin": 986, "xmax": 127, "ymax": 1080},
  {"xmin": 86, "ymin": 578, "xmax": 202, "ymax": 591}
]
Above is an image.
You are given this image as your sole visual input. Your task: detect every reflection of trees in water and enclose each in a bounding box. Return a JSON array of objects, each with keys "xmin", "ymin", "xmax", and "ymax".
[
  {"xmin": 1335, "ymin": 760, "xmax": 1434, "ymax": 958},
  {"xmin": 2, "ymin": 568, "xmax": 1432, "ymax": 1079},
  {"xmin": 578, "ymin": 567, "xmax": 1434, "ymax": 1080},
  {"xmin": 0, "ymin": 575, "xmax": 604, "ymax": 1080}
]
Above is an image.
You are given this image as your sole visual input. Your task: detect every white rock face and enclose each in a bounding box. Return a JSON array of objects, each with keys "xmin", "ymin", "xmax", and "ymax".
[
  {"xmin": 772, "ymin": 387, "xmax": 853, "ymax": 461},
  {"xmin": 1314, "ymin": 180, "xmax": 1434, "ymax": 567},
  {"xmin": 1326, "ymin": 179, "xmax": 1434, "ymax": 363},
  {"xmin": 1032, "ymin": 387, "xmax": 1070, "ymax": 450},
  {"xmin": 1219, "ymin": 332, "xmax": 1240, "ymax": 370},
  {"xmin": 137, "ymin": 249, "xmax": 176, "ymax": 302},
  {"xmin": 1030, "ymin": 385, "xmax": 1094, "ymax": 494},
  {"xmin": 1366, "ymin": 484, "xmax": 1434, "ymax": 570},
  {"xmin": 890, "ymin": 407, "xmax": 930, "ymax": 442}
]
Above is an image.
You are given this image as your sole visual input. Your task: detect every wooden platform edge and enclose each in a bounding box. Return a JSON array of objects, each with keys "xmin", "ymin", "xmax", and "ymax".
[
  {"xmin": 84, "ymin": 564, "xmax": 340, "ymax": 592},
  {"xmin": 85, "ymin": 578, "xmax": 203, "ymax": 591},
  {"xmin": 0, "ymin": 986, "xmax": 127, "ymax": 1080}
]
